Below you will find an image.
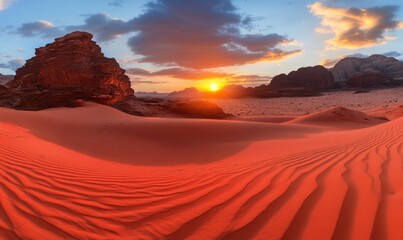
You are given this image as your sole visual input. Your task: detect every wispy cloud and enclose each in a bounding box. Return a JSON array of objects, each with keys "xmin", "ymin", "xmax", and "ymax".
[
  {"xmin": 126, "ymin": 67, "xmax": 232, "ymax": 80},
  {"xmin": 310, "ymin": 2, "xmax": 402, "ymax": 49},
  {"xmin": 320, "ymin": 53, "xmax": 368, "ymax": 68},
  {"xmin": 109, "ymin": 0, "xmax": 124, "ymax": 7},
  {"xmin": 15, "ymin": 20, "xmax": 64, "ymax": 38},
  {"xmin": 0, "ymin": 58, "xmax": 25, "ymax": 70},
  {"xmin": 0, "ymin": 0, "xmax": 12, "ymax": 11},
  {"xmin": 127, "ymin": 67, "xmax": 271, "ymax": 86}
]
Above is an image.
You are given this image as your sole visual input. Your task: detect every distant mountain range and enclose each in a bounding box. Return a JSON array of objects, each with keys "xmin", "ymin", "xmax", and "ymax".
[
  {"xmin": 134, "ymin": 91, "xmax": 169, "ymax": 98},
  {"xmin": 169, "ymin": 54, "xmax": 403, "ymax": 99}
]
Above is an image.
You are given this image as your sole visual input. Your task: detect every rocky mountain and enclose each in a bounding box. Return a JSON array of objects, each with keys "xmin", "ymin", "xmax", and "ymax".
[
  {"xmin": 331, "ymin": 54, "xmax": 403, "ymax": 83},
  {"xmin": 134, "ymin": 91, "xmax": 169, "ymax": 98},
  {"xmin": 346, "ymin": 71, "xmax": 395, "ymax": 88},
  {"xmin": 168, "ymin": 87, "xmax": 203, "ymax": 99},
  {"xmin": 269, "ymin": 65, "xmax": 335, "ymax": 91}
]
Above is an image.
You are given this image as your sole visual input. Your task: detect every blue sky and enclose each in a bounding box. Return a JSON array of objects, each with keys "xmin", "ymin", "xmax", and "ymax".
[{"xmin": 0, "ymin": 0, "xmax": 402, "ymax": 92}]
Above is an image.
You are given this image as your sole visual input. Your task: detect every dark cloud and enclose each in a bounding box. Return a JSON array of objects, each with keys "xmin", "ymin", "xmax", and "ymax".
[
  {"xmin": 13, "ymin": 0, "xmax": 300, "ymax": 70},
  {"xmin": 127, "ymin": 0, "xmax": 300, "ymax": 69},
  {"xmin": 66, "ymin": 13, "xmax": 133, "ymax": 42},
  {"xmin": 15, "ymin": 20, "xmax": 64, "ymax": 38},
  {"xmin": 310, "ymin": 2, "xmax": 402, "ymax": 49},
  {"xmin": 0, "ymin": 58, "xmax": 24, "ymax": 70}
]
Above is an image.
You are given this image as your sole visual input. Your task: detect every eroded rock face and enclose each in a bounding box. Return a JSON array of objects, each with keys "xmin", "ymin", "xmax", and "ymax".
[
  {"xmin": 332, "ymin": 54, "xmax": 403, "ymax": 82},
  {"xmin": 346, "ymin": 71, "xmax": 395, "ymax": 88},
  {"xmin": 269, "ymin": 65, "xmax": 335, "ymax": 91},
  {"xmin": 0, "ymin": 74, "xmax": 13, "ymax": 85},
  {"xmin": 6, "ymin": 31, "xmax": 133, "ymax": 108}
]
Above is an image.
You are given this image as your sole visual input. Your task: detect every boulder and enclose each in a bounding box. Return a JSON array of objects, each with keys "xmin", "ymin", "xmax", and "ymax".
[{"xmin": 5, "ymin": 31, "xmax": 133, "ymax": 109}]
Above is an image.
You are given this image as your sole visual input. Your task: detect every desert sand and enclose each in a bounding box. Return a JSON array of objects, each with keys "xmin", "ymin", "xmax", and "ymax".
[
  {"xmin": 209, "ymin": 88, "xmax": 403, "ymax": 118},
  {"xmin": 0, "ymin": 97, "xmax": 402, "ymax": 239}
]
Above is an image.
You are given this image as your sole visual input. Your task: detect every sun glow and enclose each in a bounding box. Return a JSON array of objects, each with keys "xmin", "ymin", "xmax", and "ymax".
[{"xmin": 210, "ymin": 82, "xmax": 219, "ymax": 92}]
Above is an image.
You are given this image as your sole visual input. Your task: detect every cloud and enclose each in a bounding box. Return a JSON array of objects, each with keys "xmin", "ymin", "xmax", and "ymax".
[
  {"xmin": 127, "ymin": 67, "xmax": 271, "ymax": 85},
  {"xmin": 309, "ymin": 2, "xmax": 402, "ymax": 49},
  {"xmin": 127, "ymin": 67, "xmax": 232, "ymax": 80},
  {"xmin": 15, "ymin": 20, "xmax": 64, "ymax": 38},
  {"xmin": 0, "ymin": 58, "xmax": 25, "ymax": 70},
  {"xmin": 66, "ymin": 13, "xmax": 133, "ymax": 42},
  {"xmin": 382, "ymin": 51, "xmax": 401, "ymax": 58},
  {"xmin": 131, "ymin": 79, "xmax": 169, "ymax": 85},
  {"xmin": 109, "ymin": 0, "xmax": 124, "ymax": 7},
  {"xmin": 13, "ymin": 0, "xmax": 301, "ymax": 70},
  {"xmin": 127, "ymin": 0, "xmax": 300, "ymax": 69},
  {"xmin": 226, "ymin": 75, "xmax": 272, "ymax": 85},
  {"xmin": 320, "ymin": 53, "xmax": 368, "ymax": 68},
  {"xmin": 0, "ymin": 0, "xmax": 12, "ymax": 11}
]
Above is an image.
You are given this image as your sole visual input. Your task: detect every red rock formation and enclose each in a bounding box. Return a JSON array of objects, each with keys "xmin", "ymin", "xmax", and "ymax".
[
  {"xmin": 346, "ymin": 71, "xmax": 394, "ymax": 88},
  {"xmin": 169, "ymin": 100, "xmax": 230, "ymax": 119},
  {"xmin": 113, "ymin": 97, "xmax": 230, "ymax": 119},
  {"xmin": 269, "ymin": 65, "xmax": 335, "ymax": 91},
  {"xmin": 332, "ymin": 54, "xmax": 403, "ymax": 82},
  {"xmin": 7, "ymin": 31, "xmax": 133, "ymax": 108}
]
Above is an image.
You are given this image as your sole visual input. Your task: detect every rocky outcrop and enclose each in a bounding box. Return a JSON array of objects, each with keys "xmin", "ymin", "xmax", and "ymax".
[
  {"xmin": 169, "ymin": 100, "xmax": 230, "ymax": 119},
  {"xmin": 269, "ymin": 65, "xmax": 335, "ymax": 91},
  {"xmin": 113, "ymin": 97, "xmax": 230, "ymax": 119},
  {"xmin": 332, "ymin": 54, "xmax": 403, "ymax": 83},
  {"xmin": 0, "ymin": 74, "xmax": 13, "ymax": 85},
  {"xmin": 214, "ymin": 84, "xmax": 249, "ymax": 98},
  {"xmin": 346, "ymin": 71, "xmax": 395, "ymax": 88},
  {"xmin": 5, "ymin": 31, "xmax": 133, "ymax": 109}
]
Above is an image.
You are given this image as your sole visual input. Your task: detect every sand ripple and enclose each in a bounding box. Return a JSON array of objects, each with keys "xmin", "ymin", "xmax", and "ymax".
[{"xmin": 0, "ymin": 118, "xmax": 402, "ymax": 239}]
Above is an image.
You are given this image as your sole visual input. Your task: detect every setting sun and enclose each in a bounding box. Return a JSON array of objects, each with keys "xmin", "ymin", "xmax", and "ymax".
[{"xmin": 210, "ymin": 83, "xmax": 219, "ymax": 92}]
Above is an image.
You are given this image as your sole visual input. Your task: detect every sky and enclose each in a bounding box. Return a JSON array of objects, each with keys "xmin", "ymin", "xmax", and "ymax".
[{"xmin": 0, "ymin": 0, "xmax": 402, "ymax": 92}]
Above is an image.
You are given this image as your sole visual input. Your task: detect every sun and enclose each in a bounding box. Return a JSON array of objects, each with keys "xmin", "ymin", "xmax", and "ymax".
[{"xmin": 209, "ymin": 82, "xmax": 219, "ymax": 92}]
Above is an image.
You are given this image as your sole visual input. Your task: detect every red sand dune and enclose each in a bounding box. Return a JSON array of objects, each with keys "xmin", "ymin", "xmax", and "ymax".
[
  {"xmin": 0, "ymin": 103, "xmax": 402, "ymax": 239},
  {"xmin": 288, "ymin": 106, "xmax": 388, "ymax": 129}
]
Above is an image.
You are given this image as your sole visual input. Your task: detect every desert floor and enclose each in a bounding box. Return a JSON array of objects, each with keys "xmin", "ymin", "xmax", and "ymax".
[
  {"xmin": 209, "ymin": 88, "xmax": 403, "ymax": 117},
  {"xmin": 0, "ymin": 89, "xmax": 402, "ymax": 239}
]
